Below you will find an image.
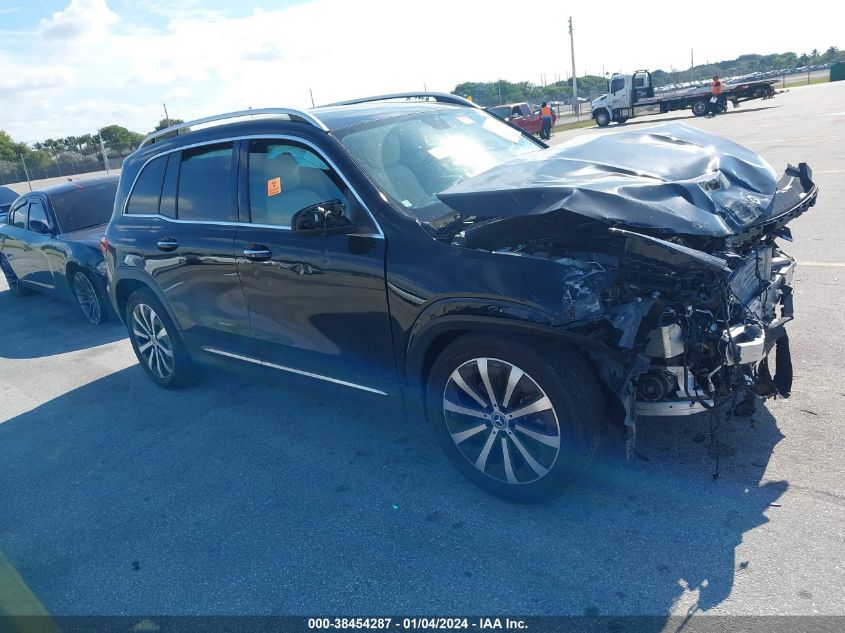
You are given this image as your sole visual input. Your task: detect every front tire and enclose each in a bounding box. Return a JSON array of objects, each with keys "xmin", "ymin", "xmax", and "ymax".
[
  {"xmin": 126, "ymin": 288, "xmax": 195, "ymax": 388},
  {"xmin": 426, "ymin": 333, "xmax": 605, "ymax": 503},
  {"xmin": 594, "ymin": 109, "xmax": 610, "ymax": 127},
  {"xmin": 72, "ymin": 270, "xmax": 107, "ymax": 325}
]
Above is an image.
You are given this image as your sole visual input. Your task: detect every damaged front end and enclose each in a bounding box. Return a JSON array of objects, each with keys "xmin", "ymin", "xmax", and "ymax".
[{"xmin": 435, "ymin": 124, "xmax": 818, "ymax": 447}]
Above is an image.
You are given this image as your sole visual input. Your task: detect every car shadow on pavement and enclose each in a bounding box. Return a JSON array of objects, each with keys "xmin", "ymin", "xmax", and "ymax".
[
  {"xmin": 0, "ymin": 365, "xmax": 785, "ymax": 622},
  {"xmin": 0, "ymin": 288, "xmax": 126, "ymax": 359}
]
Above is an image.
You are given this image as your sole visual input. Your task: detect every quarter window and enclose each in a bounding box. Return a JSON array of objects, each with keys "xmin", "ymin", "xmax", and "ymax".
[
  {"xmin": 177, "ymin": 144, "xmax": 236, "ymax": 222},
  {"xmin": 10, "ymin": 204, "xmax": 27, "ymax": 229},
  {"xmin": 247, "ymin": 141, "xmax": 361, "ymax": 228},
  {"xmin": 126, "ymin": 155, "xmax": 168, "ymax": 215}
]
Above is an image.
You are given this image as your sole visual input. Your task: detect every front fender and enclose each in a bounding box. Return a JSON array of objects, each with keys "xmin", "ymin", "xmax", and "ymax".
[{"xmin": 404, "ymin": 296, "xmax": 621, "ymax": 391}]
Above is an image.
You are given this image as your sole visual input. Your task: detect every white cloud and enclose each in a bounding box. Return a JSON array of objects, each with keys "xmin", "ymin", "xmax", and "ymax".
[
  {"xmin": 2, "ymin": 0, "xmax": 843, "ymax": 143},
  {"xmin": 39, "ymin": 0, "xmax": 118, "ymax": 40}
]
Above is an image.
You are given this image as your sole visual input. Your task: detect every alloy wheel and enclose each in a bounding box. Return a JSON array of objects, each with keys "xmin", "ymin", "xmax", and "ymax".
[
  {"xmin": 73, "ymin": 272, "xmax": 101, "ymax": 324},
  {"xmin": 442, "ymin": 357, "xmax": 561, "ymax": 485},
  {"xmin": 132, "ymin": 303, "xmax": 175, "ymax": 380}
]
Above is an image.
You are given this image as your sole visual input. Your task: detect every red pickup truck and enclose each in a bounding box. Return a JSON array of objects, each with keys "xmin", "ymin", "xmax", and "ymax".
[{"xmin": 486, "ymin": 102, "xmax": 556, "ymax": 136}]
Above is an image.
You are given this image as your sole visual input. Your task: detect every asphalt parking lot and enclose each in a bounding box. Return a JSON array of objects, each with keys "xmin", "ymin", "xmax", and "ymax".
[{"xmin": 1, "ymin": 83, "xmax": 843, "ymax": 622}]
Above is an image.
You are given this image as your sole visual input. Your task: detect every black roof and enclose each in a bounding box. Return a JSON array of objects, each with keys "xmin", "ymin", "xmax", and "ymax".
[
  {"xmin": 0, "ymin": 185, "xmax": 18, "ymax": 205},
  {"xmin": 37, "ymin": 175, "xmax": 119, "ymax": 197}
]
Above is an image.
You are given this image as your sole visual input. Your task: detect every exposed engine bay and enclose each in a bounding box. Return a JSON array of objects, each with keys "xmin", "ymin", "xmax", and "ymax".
[{"xmin": 434, "ymin": 123, "xmax": 818, "ymax": 451}]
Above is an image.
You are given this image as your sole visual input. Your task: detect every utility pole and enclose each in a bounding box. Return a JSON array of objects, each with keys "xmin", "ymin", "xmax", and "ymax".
[
  {"xmin": 163, "ymin": 102, "xmax": 170, "ymax": 125},
  {"xmin": 691, "ymin": 48, "xmax": 694, "ymax": 69},
  {"xmin": 98, "ymin": 129, "xmax": 110, "ymax": 175},
  {"xmin": 19, "ymin": 153, "xmax": 32, "ymax": 191},
  {"xmin": 569, "ymin": 16, "xmax": 578, "ymax": 120},
  {"xmin": 309, "ymin": 89, "xmax": 315, "ymax": 108}
]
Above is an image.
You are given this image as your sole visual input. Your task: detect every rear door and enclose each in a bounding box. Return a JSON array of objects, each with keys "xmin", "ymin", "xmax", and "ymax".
[
  {"xmin": 233, "ymin": 137, "xmax": 396, "ymax": 395},
  {"xmin": 114, "ymin": 144, "xmax": 252, "ymax": 354}
]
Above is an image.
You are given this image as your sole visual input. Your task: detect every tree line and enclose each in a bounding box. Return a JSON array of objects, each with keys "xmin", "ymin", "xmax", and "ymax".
[
  {"xmin": 0, "ymin": 118, "xmax": 184, "ymax": 176},
  {"xmin": 453, "ymin": 46, "xmax": 841, "ymax": 107}
]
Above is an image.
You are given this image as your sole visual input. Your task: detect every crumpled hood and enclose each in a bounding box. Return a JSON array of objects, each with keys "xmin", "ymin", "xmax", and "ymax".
[{"xmin": 437, "ymin": 122, "xmax": 779, "ymax": 238}]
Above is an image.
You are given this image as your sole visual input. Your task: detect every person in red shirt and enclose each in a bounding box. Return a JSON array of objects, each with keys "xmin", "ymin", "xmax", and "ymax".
[
  {"xmin": 708, "ymin": 75, "xmax": 724, "ymax": 116},
  {"xmin": 540, "ymin": 102, "xmax": 553, "ymax": 140}
]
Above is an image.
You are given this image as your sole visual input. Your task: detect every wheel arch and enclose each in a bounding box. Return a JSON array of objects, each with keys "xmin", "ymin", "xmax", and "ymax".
[
  {"xmin": 403, "ymin": 299, "xmax": 625, "ymax": 421},
  {"xmin": 113, "ymin": 270, "xmax": 180, "ymax": 328}
]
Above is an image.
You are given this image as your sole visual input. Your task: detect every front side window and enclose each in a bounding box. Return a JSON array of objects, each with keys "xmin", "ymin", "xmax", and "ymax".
[
  {"xmin": 248, "ymin": 141, "xmax": 364, "ymax": 228},
  {"xmin": 337, "ymin": 108, "xmax": 539, "ymax": 220},
  {"xmin": 50, "ymin": 181, "xmax": 118, "ymax": 233},
  {"xmin": 27, "ymin": 200, "xmax": 49, "ymax": 231},
  {"xmin": 177, "ymin": 144, "xmax": 235, "ymax": 222},
  {"xmin": 611, "ymin": 78, "xmax": 625, "ymax": 93},
  {"xmin": 10, "ymin": 204, "xmax": 27, "ymax": 229},
  {"xmin": 126, "ymin": 155, "xmax": 168, "ymax": 215}
]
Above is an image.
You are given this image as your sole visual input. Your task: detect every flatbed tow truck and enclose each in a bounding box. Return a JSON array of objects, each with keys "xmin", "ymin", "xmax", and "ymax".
[{"xmin": 590, "ymin": 69, "xmax": 778, "ymax": 127}]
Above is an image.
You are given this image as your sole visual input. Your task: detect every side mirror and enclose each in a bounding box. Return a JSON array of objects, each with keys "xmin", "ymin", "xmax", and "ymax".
[
  {"xmin": 291, "ymin": 200, "xmax": 355, "ymax": 235},
  {"xmin": 29, "ymin": 219, "xmax": 52, "ymax": 234}
]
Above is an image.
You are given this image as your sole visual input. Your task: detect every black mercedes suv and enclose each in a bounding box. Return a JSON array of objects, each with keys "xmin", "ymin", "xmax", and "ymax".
[{"xmin": 103, "ymin": 93, "xmax": 816, "ymax": 502}]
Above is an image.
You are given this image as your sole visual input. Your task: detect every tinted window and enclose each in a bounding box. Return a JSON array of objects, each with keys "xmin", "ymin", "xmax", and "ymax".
[
  {"xmin": 248, "ymin": 141, "xmax": 359, "ymax": 227},
  {"xmin": 10, "ymin": 204, "xmax": 27, "ymax": 229},
  {"xmin": 50, "ymin": 181, "xmax": 118, "ymax": 233},
  {"xmin": 27, "ymin": 200, "xmax": 49, "ymax": 231},
  {"xmin": 177, "ymin": 144, "xmax": 235, "ymax": 222},
  {"xmin": 611, "ymin": 78, "xmax": 625, "ymax": 93},
  {"xmin": 126, "ymin": 155, "xmax": 168, "ymax": 215}
]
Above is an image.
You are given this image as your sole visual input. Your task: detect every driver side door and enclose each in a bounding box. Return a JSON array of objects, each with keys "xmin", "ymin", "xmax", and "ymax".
[{"xmin": 233, "ymin": 138, "xmax": 396, "ymax": 395}]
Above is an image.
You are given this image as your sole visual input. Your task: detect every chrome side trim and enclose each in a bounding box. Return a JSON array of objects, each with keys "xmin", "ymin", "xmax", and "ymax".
[
  {"xmin": 140, "ymin": 108, "xmax": 329, "ymax": 147},
  {"xmin": 387, "ymin": 281, "xmax": 426, "ymax": 305},
  {"xmin": 122, "ymin": 134, "xmax": 384, "ymax": 238},
  {"xmin": 200, "ymin": 347, "xmax": 389, "ymax": 396},
  {"xmin": 636, "ymin": 399, "xmax": 714, "ymax": 417}
]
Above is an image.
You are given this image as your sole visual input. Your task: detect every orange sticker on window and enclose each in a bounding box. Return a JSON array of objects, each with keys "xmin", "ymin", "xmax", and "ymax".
[{"xmin": 267, "ymin": 177, "xmax": 281, "ymax": 196}]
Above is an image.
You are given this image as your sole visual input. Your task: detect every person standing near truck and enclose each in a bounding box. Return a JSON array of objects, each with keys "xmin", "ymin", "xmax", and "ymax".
[
  {"xmin": 708, "ymin": 75, "xmax": 724, "ymax": 116},
  {"xmin": 540, "ymin": 101, "xmax": 553, "ymax": 140}
]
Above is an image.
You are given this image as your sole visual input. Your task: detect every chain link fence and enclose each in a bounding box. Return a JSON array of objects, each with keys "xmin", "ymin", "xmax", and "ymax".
[{"xmin": 0, "ymin": 152, "xmax": 128, "ymax": 187}]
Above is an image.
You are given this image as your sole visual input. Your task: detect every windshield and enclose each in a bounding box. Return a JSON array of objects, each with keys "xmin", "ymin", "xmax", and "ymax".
[
  {"xmin": 50, "ymin": 180, "xmax": 117, "ymax": 233},
  {"xmin": 337, "ymin": 108, "xmax": 540, "ymax": 222}
]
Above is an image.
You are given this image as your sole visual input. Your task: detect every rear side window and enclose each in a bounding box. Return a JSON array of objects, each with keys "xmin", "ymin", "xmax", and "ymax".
[
  {"xmin": 177, "ymin": 144, "xmax": 235, "ymax": 222},
  {"xmin": 126, "ymin": 155, "xmax": 168, "ymax": 215},
  {"xmin": 50, "ymin": 181, "xmax": 118, "ymax": 233}
]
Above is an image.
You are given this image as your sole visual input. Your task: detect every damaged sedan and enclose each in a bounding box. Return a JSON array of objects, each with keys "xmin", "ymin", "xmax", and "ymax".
[{"xmin": 104, "ymin": 94, "xmax": 817, "ymax": 503}]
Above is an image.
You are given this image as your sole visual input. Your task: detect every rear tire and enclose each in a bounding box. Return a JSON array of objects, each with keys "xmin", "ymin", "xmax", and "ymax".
[
  {"xmin": 126, "ymin": 288, "xmax": 195, "ymax": 389},
  {"xmin": 72, "ymin": 270, "xmax": 108, "ymax": 325},
  {"xmin": 0, "ymin": 255, "xmax": 29, "ymax": 297},
  {"xmin": 691, "ymin": 99, "xmax": 709, "ymax": 116},
  {"xmin": 426, "ymin": 333, "xmax": 605, "ymax": 503}
]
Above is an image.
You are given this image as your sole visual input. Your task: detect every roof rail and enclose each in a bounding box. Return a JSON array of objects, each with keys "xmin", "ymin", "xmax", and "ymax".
[
  {"xmin": 321, "ymin": 92, "xmax": 481, "ymax": 109},
  {"xmin": 139, "ymin": 107, "xmax": 329, "ymax": 148}
]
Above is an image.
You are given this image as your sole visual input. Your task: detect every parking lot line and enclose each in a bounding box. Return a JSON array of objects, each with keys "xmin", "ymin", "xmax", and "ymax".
[
  {"xmin": 799, "ymin": 261, "xmax": 845, "ymax": 267},
  {"xmin": 0, "ymin": 549, "xmax": 57, "ymax": 630}
]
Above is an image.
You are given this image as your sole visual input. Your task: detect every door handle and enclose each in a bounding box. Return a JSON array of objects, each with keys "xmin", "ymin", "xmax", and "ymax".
[
  {"xmin": 157, "ymin": 238, "xmax": 179, "ymax": 252},
  {"xmin": 243, "ymin": 246, "xmax": 272, "ymax": 261}
]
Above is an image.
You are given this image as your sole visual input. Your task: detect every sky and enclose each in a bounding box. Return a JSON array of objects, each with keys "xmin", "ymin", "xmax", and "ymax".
[{"xmin": 0, "ymin": 0, "xmax": 843, "ymax": 143}]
